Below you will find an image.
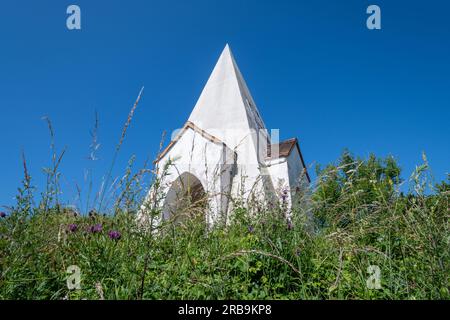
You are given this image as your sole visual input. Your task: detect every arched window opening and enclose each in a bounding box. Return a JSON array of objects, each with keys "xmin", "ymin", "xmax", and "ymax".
[{"xmin": 162, "ymin": 172, "xmax": 207, "ymax": 224}]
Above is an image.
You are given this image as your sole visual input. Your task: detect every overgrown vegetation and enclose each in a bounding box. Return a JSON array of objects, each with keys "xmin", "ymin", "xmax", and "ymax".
[
  {"xmin": 0, "ymin": 90, "xmax": 448, "ymax": 299},
  {"xmin": 0, "ymin": 148, "xmax": 448, "ymax": 299}
]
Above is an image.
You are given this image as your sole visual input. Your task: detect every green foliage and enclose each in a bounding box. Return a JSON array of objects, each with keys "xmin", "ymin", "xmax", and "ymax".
[{"xmin": 0, "ymin": 151, "xmax": 448, "ymax": 300}]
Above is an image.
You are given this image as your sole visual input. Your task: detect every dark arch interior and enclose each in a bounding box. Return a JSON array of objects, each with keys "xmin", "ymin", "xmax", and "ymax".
[{"xmin": 162, "ymin": 172, "xmax": 207, "ymax": 224}]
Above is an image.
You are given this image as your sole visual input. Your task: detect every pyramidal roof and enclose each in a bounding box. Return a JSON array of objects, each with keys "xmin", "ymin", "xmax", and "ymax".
[{"xmin": 187, "ymin": 44, "xmax": 267, "ymax": 147}]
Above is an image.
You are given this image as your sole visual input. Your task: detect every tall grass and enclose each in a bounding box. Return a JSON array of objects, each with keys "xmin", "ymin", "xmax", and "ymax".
[{"xmin": 0, "ymin": 104, "xmax": 448, "ymax": 300}]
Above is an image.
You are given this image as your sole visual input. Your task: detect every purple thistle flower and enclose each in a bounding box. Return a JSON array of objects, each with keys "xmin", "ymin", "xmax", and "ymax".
[
  {"xmin": 108, "ymin": 230, "xmax": 121, "ymax": 240},
  {"xmin": 287, "ymin": 220, "xmax": 293, "ymax": 230},
  {"xmin": 68, "ymin": 224, "xmax": 78, "ymax": 232},
  {"xmin": 89, "ymin": 224, "xmax": 102, "ymax": 233},
  {"xmin": 281, "ymin": 189, "xmax": 289, "ymax": 202},
  {"xmin": 0, "ymin": 211, "xmax": 6, "ymax": 218}
]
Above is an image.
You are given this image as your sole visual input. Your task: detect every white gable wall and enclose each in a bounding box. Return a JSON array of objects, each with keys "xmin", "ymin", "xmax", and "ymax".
[
  {"xmin": 286, "ymin": 146, "xmax": 308, "ymax": 191},
  {"xmin": 157, "ymin": 128, "xmax": 235, "ymax": 224}
]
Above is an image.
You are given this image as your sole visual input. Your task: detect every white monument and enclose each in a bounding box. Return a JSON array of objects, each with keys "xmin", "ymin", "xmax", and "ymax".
[{"xmin": 143, "ymin": 44, "xmax": 310, "ymax": 226}]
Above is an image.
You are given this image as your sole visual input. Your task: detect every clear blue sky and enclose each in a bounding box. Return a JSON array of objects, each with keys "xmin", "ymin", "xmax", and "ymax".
[{"xmin": 1, "ymin": 0, "xmax": 449, "ymax": 209}]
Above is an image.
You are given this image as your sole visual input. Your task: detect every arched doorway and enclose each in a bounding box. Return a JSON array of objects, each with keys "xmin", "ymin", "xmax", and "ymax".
[{"xmin": 162, "ymin": 172, "xmax": 208, "ymax": 224}]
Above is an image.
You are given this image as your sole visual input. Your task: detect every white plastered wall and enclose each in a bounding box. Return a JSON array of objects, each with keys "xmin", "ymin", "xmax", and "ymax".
[{"xmin": 155, "ymin": 127, "xmax": 236, "ymax": 225}]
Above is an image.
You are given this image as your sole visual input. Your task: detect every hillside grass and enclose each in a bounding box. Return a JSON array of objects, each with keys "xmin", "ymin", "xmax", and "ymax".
[{"xmin": 0, "ymin": 149, "xmax": 448, "ymax": 300}]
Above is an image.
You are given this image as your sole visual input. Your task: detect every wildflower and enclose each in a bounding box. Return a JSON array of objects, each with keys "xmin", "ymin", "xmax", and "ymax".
[
  {"xmin": 68, "ymin": 224, "xmax": 78, "ymax": 232},
  {"xmin": 89, "ymin": 224, "xmax": 102, "ymax": 233},
  {"xmin": 108, "ymin": 230, "xmax": 121, "ymax": 240},
  {"xmin": 287, "ymin": 220, "xmax": 293, "ymax": 230},
  {"xmin": 65, "ymin": 208, "xmax": 78, "ymax": 217},
  {"xmin": 281, "ymin": 189, "xmax": 288, "ymax": 202},
  {"xmin": 0, "ymin": 212, "xmax": 6, "ymax": 218},
  {"xmin": 247, "ymin": 225, "xmax": 254, "ymax": 233}
]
